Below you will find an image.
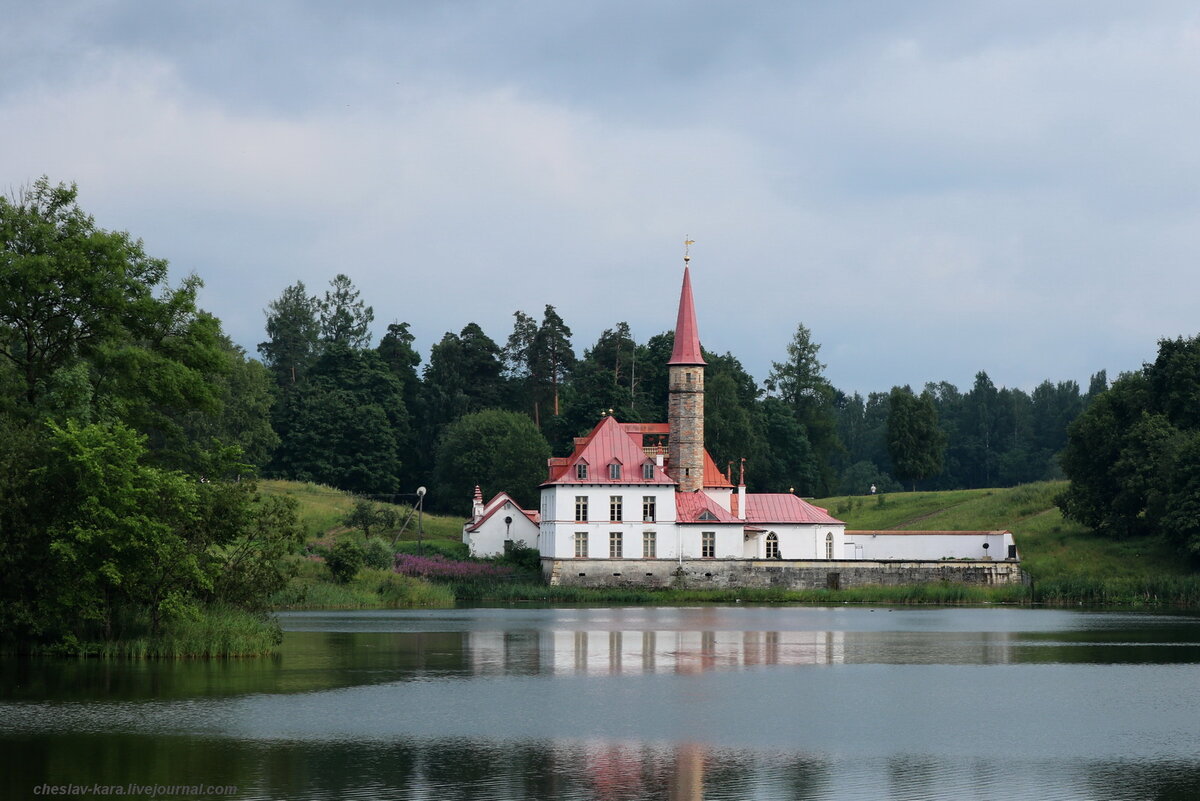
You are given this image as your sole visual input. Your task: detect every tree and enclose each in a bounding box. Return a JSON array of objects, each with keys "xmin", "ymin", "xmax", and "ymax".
[
  {"xmin": 1058, "ymin": 334, "xmax": 1200, "ymax": 554},
  {"xmin": 344, "ymin": 498, "xmax": 398, "ymax": 540},
  {"xmin": 0, "ymin": 178, "xmax": 172, "ymax": 407},
  {"xmin": 419, "ymin": 323, "xmax": 506, "ymax": 464},
  {"xmin": 535, "ymin": 305, "xmax": 575, "ymax": 419},
  {"xmin": 704, "ymin": 352, "xmax": 763, "ymax": 480},
  {"xmin": 751, "ymin": 396, "xmax": 819, "ymax": 495},
  {"xmin": 886, "ymin": 386, "xmax": 945, "ymax": 491},
  {"xmin": 271, "ymin": 346, "xmax": 410, "ymax": 495},
  {"xmin": 258, "ymin": 281, "xmax": 320, "ymax": 388},
  {"xmin": 182, "ymin": 336, "xmax": 280, "ymax": 470},
  {"xmin": 318, "ymin": 273, "xmax": 373, "ymax": 349},
  {"xmin": 432, "ymin": 409, "xmax": 551, "ymax": 514},
  {"xmin": 496, "ymin": 309, "xmax": 571, "ymax": 429},
  {"xmin": 765, "ymin": 323, "xmax": 842, "ymax": 494},
  {"xmin": 0, "ymin": 179, "xmax": 299, "ymax": 649}
]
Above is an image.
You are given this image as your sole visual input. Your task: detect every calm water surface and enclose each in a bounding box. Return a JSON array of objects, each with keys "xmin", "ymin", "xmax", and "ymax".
[{"xmin": 3, "ymin": 606, "xmax": 1200, "ymax": 800}]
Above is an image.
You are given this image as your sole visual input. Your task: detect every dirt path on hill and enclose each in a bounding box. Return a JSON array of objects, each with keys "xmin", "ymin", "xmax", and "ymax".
[{"xmin": 889, "ymin": 498, "xmax": 978, "ymax": 530}]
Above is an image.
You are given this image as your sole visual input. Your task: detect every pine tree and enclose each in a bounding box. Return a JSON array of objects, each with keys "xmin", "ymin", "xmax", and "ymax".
[{"xmin": 258, "ymin": 281, "xmax": 319, "ymax": 388}]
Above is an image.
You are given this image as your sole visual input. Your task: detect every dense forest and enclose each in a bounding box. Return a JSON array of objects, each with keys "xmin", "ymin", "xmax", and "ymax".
[{"xmin": 4, "ymin": 180, "xmax": 1197, "ymax": 650}]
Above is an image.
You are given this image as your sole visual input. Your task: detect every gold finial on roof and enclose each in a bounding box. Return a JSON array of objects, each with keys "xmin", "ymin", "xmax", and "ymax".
[{"xmin": 684, "ymin": 237, "xmax": 695, "ymax": 264}]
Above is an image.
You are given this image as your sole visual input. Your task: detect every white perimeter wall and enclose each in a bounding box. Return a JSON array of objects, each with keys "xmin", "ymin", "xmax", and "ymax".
[
  {"xmin": 746, "ymin": 524, "xmax": 848, "ymax": 560},
  {"xmin": 846, "ymin": 531, "xmax": 1016, "ymax": 561}
]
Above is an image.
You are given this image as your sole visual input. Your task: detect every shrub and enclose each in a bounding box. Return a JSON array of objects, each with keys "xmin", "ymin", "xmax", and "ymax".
[
  {"xmin": 326, "ymin": 540, "xmax": 365, "ymax": 583},
  {"xmin": 498, "ymin": 541, "xmax": 542, "ymax": 575},
  {"xmin": 394, "ymin": 554, "xmax": 514, "ymax": 581},
  {"xmin": 394, "ymin": 540, "xmax": 470, "ymax": 560},
  {"xmin": 362, "ymin": 537, "xmax": 395, "ymax": 570}
]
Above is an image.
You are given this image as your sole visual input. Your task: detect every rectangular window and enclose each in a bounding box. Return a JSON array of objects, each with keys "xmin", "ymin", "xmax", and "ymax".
[
  {"xmin": 610, "ymin": 531, "xmax": 623, "ymax": 558},
  {"xmin": 574, "ymin": 531, "xmax": 588, "ymax": 558},
  {"xmin": 643, "ymin": 530, "xmax": 656, "ymax": 558},
  {"xmin": 642, "ymin": 496, "xmax": 656, "ymax": 522},
  {"xmin": 609, "ymin": 495, "xmax": 623, "ymax": 522},
  {"xmin": 575, "ymin": 496, "xmax": 588, "ymax": 522},
  {"xmin": 575, "ymin": 463, "xmax": 588, "ymax": 480},
  {"xmin": 642, "ymin": 462, "xmax": 654, "ymax": 480},
  {"xmin": 608, "ymin": 462, "xmax": 621, "ymax": 480},
  {"xmin": 702, "ymin": 531, "xmax": 715, "ymax": 558}
]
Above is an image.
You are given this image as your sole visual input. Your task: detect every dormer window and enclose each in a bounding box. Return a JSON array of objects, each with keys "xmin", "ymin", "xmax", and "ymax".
[
  {"xmin": 608, "ymin": 462, "xmax": 622, "ymax": 480},
  {"xmin": 575, "ymin": 462, "xmax": 588, "ymax": 480},
  {"xmin": 699, "ymin": 510, "xmax": 718, "ymax": 521},
  {"xmin": 642, "ymin": 462, "xmax": 654, "ymax": 480}
]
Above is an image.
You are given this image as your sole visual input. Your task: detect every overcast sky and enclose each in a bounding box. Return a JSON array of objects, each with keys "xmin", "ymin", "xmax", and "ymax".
[{"xmin": 4, "ymin": 1, "xmax": 1198, "ymax": 395}]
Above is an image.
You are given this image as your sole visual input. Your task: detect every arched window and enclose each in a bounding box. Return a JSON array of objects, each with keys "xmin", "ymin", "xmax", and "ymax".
[
  {"xmin": 765, "ymin": 532, "xmax": 779, "ymax": 559},
  {"xmin": 825, "ymin": 532, "xmax": 834, "ymax": 559}
]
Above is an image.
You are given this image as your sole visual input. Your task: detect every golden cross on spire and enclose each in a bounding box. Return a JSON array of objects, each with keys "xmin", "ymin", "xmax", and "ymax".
[{"xmin": 684, "ymin": 237, "xmax": 695, "ymax": 264}]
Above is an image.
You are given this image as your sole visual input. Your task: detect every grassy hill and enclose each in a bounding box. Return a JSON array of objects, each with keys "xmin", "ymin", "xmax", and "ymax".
[
  {"xmin": 258, "ymin": 479, "xmax": 465, "ymax": 546},
  {"xmin": 813, "ymin": 481, "xmax": 1193, "ymax": 584}
]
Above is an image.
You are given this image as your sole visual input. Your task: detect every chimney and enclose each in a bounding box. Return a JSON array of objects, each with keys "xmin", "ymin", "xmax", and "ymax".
[{"xmin": 736, "ymin": 458, "xmax": 746, "ymax": 521}]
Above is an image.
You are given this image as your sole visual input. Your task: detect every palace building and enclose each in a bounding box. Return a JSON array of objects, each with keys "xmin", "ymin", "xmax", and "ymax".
[{"xmin": 464, "ymin": 258, "xmax": 1021, "ymax": 588}]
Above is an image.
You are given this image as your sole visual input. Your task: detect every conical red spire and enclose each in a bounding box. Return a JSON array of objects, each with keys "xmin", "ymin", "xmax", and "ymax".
[{"xmin": 667, "ymin": 266, "xmax": 706, "ymax": 366}]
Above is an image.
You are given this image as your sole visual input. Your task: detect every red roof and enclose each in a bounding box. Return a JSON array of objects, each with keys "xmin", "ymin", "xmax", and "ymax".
[
  {"xmin": 543, "ymin": 415, "xmax": 675, "ymax": 486},
  {"xmin": 675, "ymin": 491, "xmax": 741, "ymax": 524},
  {"xmin": 743, "ymin": 494, "xmax": 844, "ymax": 525},
  {"xmin": 702, "ymin": 451, "xmax": 734, "ymax": 488},
  {"xmin": 464, "ymin": 492, "xmax": 539, "ymax": 532},
  {"xmin": 667, "ymin": 266, "xmax": 706, "ymax": 366}
]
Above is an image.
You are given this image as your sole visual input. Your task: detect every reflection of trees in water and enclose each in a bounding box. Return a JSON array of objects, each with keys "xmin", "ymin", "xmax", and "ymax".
[{"xmin": 8, "ymin": 733, "xmax": 1200, "ymax": 800}]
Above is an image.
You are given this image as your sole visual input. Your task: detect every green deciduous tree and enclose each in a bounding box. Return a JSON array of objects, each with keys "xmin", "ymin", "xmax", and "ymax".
[
  {"xmin": 1058, "ymin": 334, "xmax": 1200, "ymax": 555},
  {"xmin": 0, "ymin": 178, "xmax": 171, "ymax": 407},
  {"xmin": 432, "ymin": 409, "xmax": 551, "ymax": 514}
]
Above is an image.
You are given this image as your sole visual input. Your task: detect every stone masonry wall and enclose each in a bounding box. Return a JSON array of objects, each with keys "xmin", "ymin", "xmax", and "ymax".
[
  {"xmin": 544, "ymin": 558, "xmax": 1028, "ymax": 589},
  {"xmin": 668, "ymin": 365, "xmax": 704, "ymax": 492}
]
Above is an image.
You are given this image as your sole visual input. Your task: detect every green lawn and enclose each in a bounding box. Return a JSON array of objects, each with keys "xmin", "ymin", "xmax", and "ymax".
[{"xmin": 258, "ymin": 479, "xmax": 466, "ymax": 545}]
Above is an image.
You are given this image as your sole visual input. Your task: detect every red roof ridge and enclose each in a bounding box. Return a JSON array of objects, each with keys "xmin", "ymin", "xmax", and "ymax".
[
  {"xmin": 743, "ymin": 493, "xmax": 845, "ymax": 525},
  {"xmin": 675, "ymin": 490, "xmax": 741, "ymax": 523},
  {"xmin": 465, "ymin": 492, "xmax": 538, "ymax": 532},
  {"xmin": 542, "ymin": 415, "xmax": 675, "ymax": 486}
]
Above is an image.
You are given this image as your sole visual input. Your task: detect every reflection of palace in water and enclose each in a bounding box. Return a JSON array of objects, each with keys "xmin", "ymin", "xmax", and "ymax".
[
  {"xmin": 467, "ymin": 628, "xmax": 846, "ymax": 676},
  {"xmin": 463, "ymin": 625, "xmax": 1022, "ymax": 675}
]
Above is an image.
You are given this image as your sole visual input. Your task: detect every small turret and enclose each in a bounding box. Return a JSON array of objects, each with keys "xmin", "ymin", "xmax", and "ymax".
[{"xmin": 471, "ymin": 485, "xmax": 484, "ymax": 523}]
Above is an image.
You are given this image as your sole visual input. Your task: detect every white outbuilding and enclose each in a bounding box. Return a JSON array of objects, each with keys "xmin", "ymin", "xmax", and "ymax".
[{"xmin": 462, "ymin": 486, "xmax": 540, "ymax": 558}]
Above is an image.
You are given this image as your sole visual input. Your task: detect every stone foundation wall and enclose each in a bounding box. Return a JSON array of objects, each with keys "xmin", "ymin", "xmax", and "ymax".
[{"xmin": 544, "ymin": 558, "xmax": 1027, "ymax": 589}]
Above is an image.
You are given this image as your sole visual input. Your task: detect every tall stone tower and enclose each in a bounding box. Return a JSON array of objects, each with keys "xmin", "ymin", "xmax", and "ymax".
[{"xmin": 667, "ymin": 262, "xmax": 706, "ymax": 492}]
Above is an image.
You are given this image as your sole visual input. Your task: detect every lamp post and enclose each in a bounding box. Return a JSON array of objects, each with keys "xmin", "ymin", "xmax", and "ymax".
[
  {"xmin": 389, "ymin": 487, "xmax": 429, "ymax": 550},
  {"xmin": 416, "ymin": 486, "xmax": 426, "ymax": 555}
]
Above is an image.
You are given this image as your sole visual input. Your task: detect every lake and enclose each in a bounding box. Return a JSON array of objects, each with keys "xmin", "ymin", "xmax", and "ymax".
[{"xmin": 3, "ymin": 606, "xmax": 1200, "ymax": 800}]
